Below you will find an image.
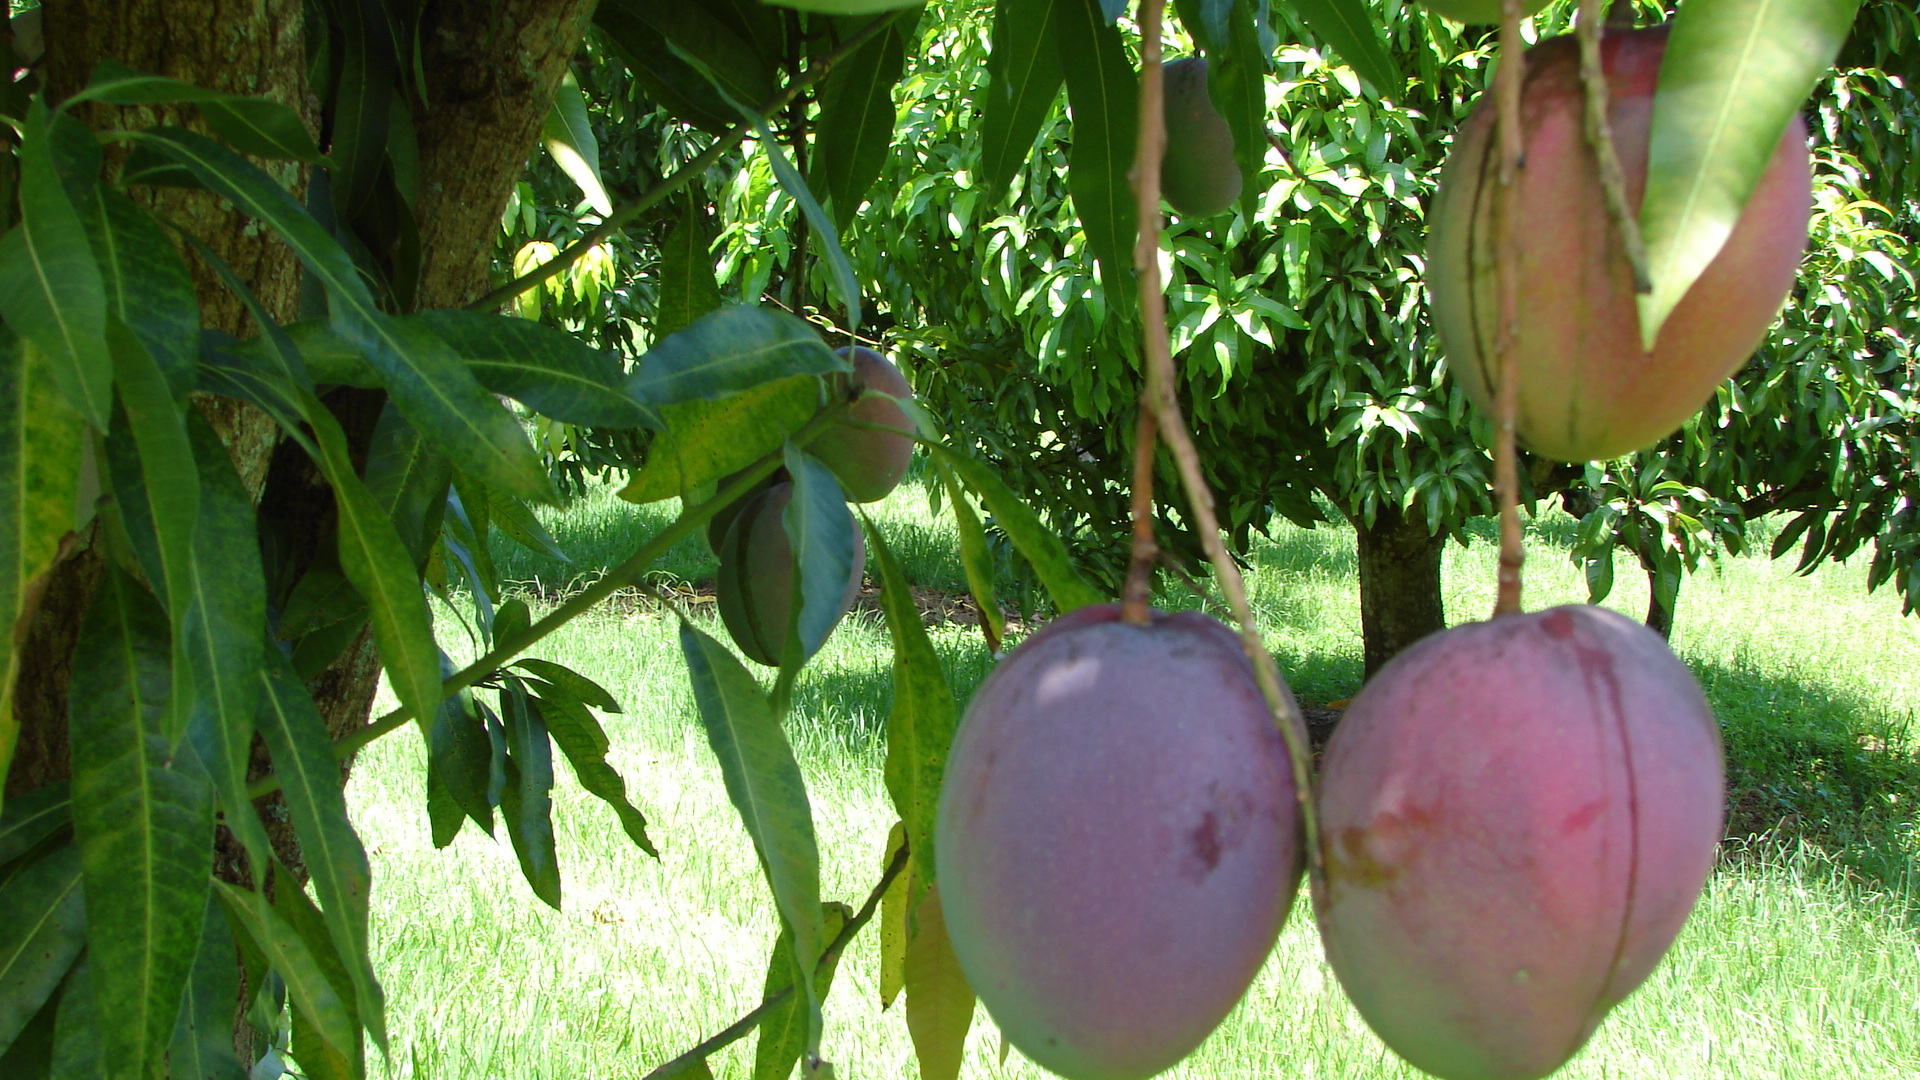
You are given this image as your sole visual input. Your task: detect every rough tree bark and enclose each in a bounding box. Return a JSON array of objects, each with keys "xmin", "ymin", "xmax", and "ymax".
[
  {"xmin": 8, "ymin": 0, "xmax": 597, "ymax": 1063},
  {"xmin": 1353, "ymin": 502, "xmax": 1447, "ymax": 680}
]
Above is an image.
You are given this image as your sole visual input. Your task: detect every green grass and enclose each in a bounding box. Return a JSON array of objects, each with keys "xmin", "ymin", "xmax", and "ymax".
[{"xmin": 345, "ymin": 476, "xmax": 1919, "ymax": 1080}]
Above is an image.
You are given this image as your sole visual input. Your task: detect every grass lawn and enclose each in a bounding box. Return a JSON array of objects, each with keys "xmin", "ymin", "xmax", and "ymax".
[{"xmin": 345, "ymin": 473, "xmax": 1920, "ymax": 1080}]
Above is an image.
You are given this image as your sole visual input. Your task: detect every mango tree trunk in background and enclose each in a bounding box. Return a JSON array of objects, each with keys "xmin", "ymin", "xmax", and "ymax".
[
  {"xmin": 8, "ymin": 0, "xmax": 595, "ymax": 1059},
  {"xmin": 1353, "ymin": 503, "xmax": 1447, "ymax": 680}
]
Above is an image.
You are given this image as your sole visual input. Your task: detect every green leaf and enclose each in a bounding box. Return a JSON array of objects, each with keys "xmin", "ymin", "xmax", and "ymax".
[
  {"xmin": 255, "ymin": 652, "xmax": 386, "ymax": 1053},
  {"xmin": 1585, "ymin": 551, "xmax": 1615, "ymax": 604},
  {"xmin": 513, "ymin": 658, "xmax": 620, "ymax": 714},
  {"xmin": 0, "ymin": 845, "xmax": 83, "ymax": 1055},
  {"xmin": 0, "ymin": 962, "xmax": 60, "ymax": 1078},
  {"xmin": 528, "ymin": 691, "xmax": 657, "ymax": 857},
  {"xmin": 427, "ymin": 660, "xmax": 493, "ymax": 839},
  {"xmin": 1215, "ymin": 0, "xmax": 1269, "ymax": 220},
  {"xmin": 493, "ymin": 599, "xmax": 531, "ymax": 649},
  {"xmin": 166, "ymin": 892, "xmax": 247, "ymax": 1080},
  {"xmin": 677, "ymin": 621, "xmax": 824, "ymax": 1056},
  {"xmin": 925, "ymin": 444, "xmax": 1104, "ymax": 613},
  {"xmin": 1173, "ymin": 0, "xmax": 1234, "ymax": 50},
  {"xmin": 981, "ymin": 0, "xmax": 1066, "ymax": 202},
  {"xmin": 484, "ymin": 480, "xmax": 568, "ymax": 563},
  {"xmin": 781, "ymin": 447, "xmax": 858, "ymax": 664},
  {"xmin": 616, "ymin": 376, "xmax": 817, "ymax": 505},
  {"xmin": 177, "ymin": 412, "xmax": 272, "ymax": 880},
  {"xmin": 67, "ymin": 567, "xmax": 213, "ymax": 1080},
  {"xmin": 610, "ymin": 3, "xmax": 777, "ymax": 108},
  {"xmin": 1057, "ymin": 0, "xmax": 1139, "ymax": 314},
  {"xmin": 1636, "ymin": 0, "xmax": 1856, "ymax": 348},
  {"xmin": 0, "ymin": 104, "xmax": 112, "ymax": 429},
  {"xmin": 737, "ymin": 105, "xmax": 865, "ymax": 328},
  {"xmin": 814, "ymin": 12, "xmax": 914, "ymax": 232},
  {"xmin": 763, "ymin": 0, "xmax": 920, "ymax": 11},
  {"xmin": 625, "ymin": 305, "xmax": 847, "ymax": 407},
  {"xmin": 498, "ymin": 680, "xmax": 561, "ymax": 910},
  {"xmin": 750, "ymin": 902, "xmax": 851, "ymax": 1080},
  {"xmin": 935, "ymin": 464, "xmax": 1005, "ymax": 652},
  {"xmin": 1286, "ymin": 0, "xmax": 1400, "ymax": 97},
  {"xmin": 71, "ymin": 61, "xmax": 328, "ymax": 162},
  {"xmin": 128, "ymin": 129, "xmax": 556, "ymax": 505},
  {"xmin": 362, "ymin": 404, "xmax": 451, "ymax": 570},
  {"xmin": 49, "ymin": 954, "xmax": 102, "ymax": 1080},
  {"xmin": 212, "ymin": 881, "xmax": 358, "ymax": 1069},
  {"xmin": 269, "ymin": 860, "xmax": 364, "ymax": 1078},
  {"xmin": 903, "ymin": 885, "xmax": 974, "ymax": 1080},
  {"xmin": 877, "ymin": 822, "xmax": 909, "ymax": 1010},
  {"xmin": 0, "ymin": 328, "xmax": 84, "ymax": 811},
  {"xmin": 863, "ymin": 520, "xmax": 956, "ymax": 886},
  {"xmin": 655, "ymin": 204, "xmax": 725, "ymax": 339},
  {"xmin": 0, "ymin": 785, "xmax": 70, "ymax": 870},
  {"xmin": 82, "ymin": 187, "xmax": 198, "ymax": 400},
  {"xmin": 592, "ymin": 6, "xmax": 737, "ymax": 135},
  {"xmin": 325, "ymin": 0, "xmax": 397, "ymax": 218},
  {"xmin": 543, "ymin": 69, "xmax": 612, "ymax": 216},
  {"xmin": 411, "ymin": 310, "xmax": 650, "ymax": 428}
]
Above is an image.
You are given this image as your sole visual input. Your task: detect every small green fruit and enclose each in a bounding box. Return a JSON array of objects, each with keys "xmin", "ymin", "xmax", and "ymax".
[
  {"xmin": 714, "ymin": 482, "xmax": 864, "ymax": 666},
  {"xmin": 1161, "ymin": 57, "xmax": 1242, "ymax": 219}
]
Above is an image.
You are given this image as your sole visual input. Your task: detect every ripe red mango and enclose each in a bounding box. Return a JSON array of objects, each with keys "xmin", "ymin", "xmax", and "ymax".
[
  {"xmin": 1428, "ymin": 27, "xmax": 1811, "ymax": 462},
  {"xmin": 806, "ymin": 346, "xmax": 915, "ymax": 503},
  {"xmin": 937, "ymin": 604, "xmax": 1301, "ymax": 1080},
  {"xmin": 714, "ymin": 481, "xmax": 863, "ymax": 666},
  {"xmin": 1313, "ymin": 605, "xmax": 1724, "ymax": 1080}
]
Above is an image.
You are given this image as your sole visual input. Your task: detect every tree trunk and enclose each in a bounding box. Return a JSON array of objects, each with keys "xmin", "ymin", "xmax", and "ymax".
[
  {"xmin": 10, "ymin": 0, "xmax": 596, "ymax": 1064},
  {"xmin": 1353, "ymin": 503, "xmax": 1447, "ymax": 680}
]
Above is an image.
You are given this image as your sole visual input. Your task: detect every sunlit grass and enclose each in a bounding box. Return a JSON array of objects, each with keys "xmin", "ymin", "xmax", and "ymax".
[{"xmin": 346, "ymin": 475, "xmax": 1919, "ymax": 1079}]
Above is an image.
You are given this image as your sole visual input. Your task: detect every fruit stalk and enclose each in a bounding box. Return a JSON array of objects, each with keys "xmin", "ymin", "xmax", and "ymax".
[
  {"xmin": 1122, "ymin": 0, "xmax": 1169, "ymax": 629},
  {"xmin": 1577, "ymin": 0, "xmax": 1651, "ymax": 293},
  {"xmin": 1492, "ymin": 0, "xmax": 1528, "ymax": 618},
  {"xmin": 1128, "ymin": 0, "xmax": 1321, "ymax": 877}
]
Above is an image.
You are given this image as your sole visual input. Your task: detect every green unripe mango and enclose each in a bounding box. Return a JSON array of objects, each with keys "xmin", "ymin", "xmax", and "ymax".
[
  {"xmin": 805, "ymin": 346, "xmax": 915, "ymax": 503},
  {"xmin": 1160, "ymin": 57, "xmax": 1242, "ymax": 219},
  {"xmin": 1314, "ymin": 605, "xmax": 1724, "ymax": 1080},
  {"xmin": 937, "ymin": 603, "xmax": 1302, "ymax": 1080},
  {"xmin": 704, "ymin": 465, "xmax": 787, "ymax": 555},
  {"xmin": 714, "ymin": 482, "xmax": 864, "ymax": 666}
]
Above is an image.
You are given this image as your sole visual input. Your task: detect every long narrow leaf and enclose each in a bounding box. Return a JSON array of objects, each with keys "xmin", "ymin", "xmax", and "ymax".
[
  {"xmin": 212, "ymin": 881, "xmax": 359, "ymax": 1068},
  {"xmin": 411, "ymin": 310, "xmax": 649, "ymax": 428},
  {"xmin": 1057, "ymin": 0, "xmax": 1138, "ymax": 314},
  {"xmin": 926, "ymin": 444, "xmax": 1104, "ymax": 612},
  {"xmin": 166, "ymin": 892, "xmax": 247, "ymax": 1080},
  {"xmin": 935, "ymin": 463, "xmax": 1005, "ymax": 652},
  {"xmin": 814, "ymin": 12, "xmax": 914, "ymax": 232},
  {"xmin": 543, "ymin": 70, "xmax": 612, "ymax": 216},
  {"xmin": 654, "ymin": 204, "xmax": 724, "ymax": 338},
  {"xmin": 530, "ymin": 690, "xmax": 656, "ymax": 857},
  {"xmin": 1286, "ymin": 0, "xmax": 1400, "ymax": 97},
  {"xmin": 781, "ymin": 447, "xmax": 859, "ymax": 664},
  {"xmin": 83, "ymin": 186, "xmax": 198, "ymax": 400},
  {"xmin": 0, "ymin": 844, "xmax": 84, "ymax": 1054},
  {"xmin": 750, "ymin": 903, "xmax": 851, "ymax": 1080},
  {"xmin": 903, "ymin": 885, "xmax": 975, "ymax": 1080},
  {"xmin": 864, "ymin": 519, "xmax": 956, "ymax": 886},
  {"xmin": 499, "ymin": 679, "xmax": 561, "ymax": 910},
  {"xmin": 625, "ymin": 305, "xmax": 847, "ymax": 407},
  {"xmin": 736, "ymin": 103, "xmax": 864, "ymax": 328},
  {"xmin": 981, "ymin": 0, "xmax": 1066, "ymax": 202}
]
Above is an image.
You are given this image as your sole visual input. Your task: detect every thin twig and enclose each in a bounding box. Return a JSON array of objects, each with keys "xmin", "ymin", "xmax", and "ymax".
[
  {"xmin": 639, "ymin": 838, "xmax": 912, "ymax": 1080},
  {"xmin": 1577, "ymin": 0, "xmax": 1650, "ymax": 293},
  {"xmin": 1120, "ymin": 0, "xmax": 1169, "ymax": 629},
  {"xmin": 1130, "ymin": 0, "xmax": 1323, "ymax": 881},
  {"xmin": 1492, "ymin": 0, "xmax": 1529, "ymax": 617},
  {"xmin": 465, "ymin": 10, "xmax": 911, "ymax": 313}
]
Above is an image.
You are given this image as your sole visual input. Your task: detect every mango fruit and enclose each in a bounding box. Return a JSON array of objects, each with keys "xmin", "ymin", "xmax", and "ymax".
[
  {"xmin": 714, "ymin": 481, "xmax": 864, "ymax": 666},
  {"xmin": 1427, "ymin": 27, "xmax": 1811, "ymax": 462},
  {"xmin": 1160, "ymin": 57, "xmax": 1243, "ymax": 219},
  {"xmin": 806, "ymin": 346, "xmax": 915, "ymax": 503},
  {"xmin": 1313, "ymin": 605, "xmax": 1724, "ymax": 1080},
  {"xmin": 937, "ymin": 603, "xmax": 1301, "ymax": 1080}
]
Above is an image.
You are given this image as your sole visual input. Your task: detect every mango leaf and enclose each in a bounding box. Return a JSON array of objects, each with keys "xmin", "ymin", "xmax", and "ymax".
[
  {"xmin": 362, "ymin": 404, "xmax": 451, "ymax": 570},
  {"xmin": 427, "ymin": 665, "xmax": 493, "ymax": 839},
  {"xmin": 0, "ymin": 328, "xmax": 84, "ymax": 811},
  {"xmin": 0, "ymin": 104, "xmax": 111, "ymax": 428},
  {"xmin": 484, "ymin": 480, "xmax": 567, "ymax": 563},
  {"xmin": 749, "ymin": 902, "xmax": 851, "ymax": 1080},
  {"xmin": 926, "ymin": 444, "xmax": 1104, "ymax": 612},
  {"xmin": 736, "ymin": 103, "xmax": 864, "ymax": 327},
  {"xmin": 1636, "ymin": 0, "xmax": 1858, "ymax": 347},
  {"xmin": 877, "ymin": 821, "xmax": 909, "ymax": 1010},
  {"xmin": 269, "ymin": 862, "xmax": 364, "ymax": 1079},
  {"xmin": 625, "ymin": 306, "xmax": 846, "ymax": 407},
  {"xmin": 864, "ymin": 520, "xmax": 955, "ymax": 886},
  {"xmin": 1173, "ymin": 0, "xmax": 1235, "ymax": 50},
  {"xmin": 493, "ymin": 598, "xmax": 532, "ymax": 649},
  {"xmin": 325, "ymin": 0, "xmax": 396, "ymax": 218},
  {"xmin": 1215, "ymin": 0, "xmax": 1270, "ymax": 220},
  {"xmin": 616, "ymin": 376, "xmax": 817, "ymax": 505},
  {"xmin": 592, "ymin": 6, "xmax": 736, "ymax": 135},
  {"xmin": 781, "ymin": 447, "xmax": 858, "ymax": 665},
  {"xmin": 1057, "ymin": 0, "xmax": 1138, "ymax": 315},
  {"xmin": 0, "ymin": 952, "xmax": 62, "ymax": 1077},
  {"xmin": 255, "ymin": 652, "xmax": 386, "ymax": 1053},
  {"xmin": 903, "ymin": 885, "xmax": 974, "ymax": 1080},
  {"xmin": 0, "ymin": 785, "xmax": 70, "ymax": 870},
  {"xmin": 178, "ymin": 413, "xmax": 272, "ymax": 880},
  {"xmin": 1286, "ymin": 0, "xmax": 1400, "ymax": 96},
  {"xmin": 678, "ymin": 621, "xmax": 825, "ymax": 1056},
  {"xmin": 213, "ymin": 881, "xmax": 358, "ymax": 1069},
  {"xmin": 763, "ymin": 0, "xmax": 920, "ymax": 11},
  {"xmin": 527, "ymin": 691, "xmax": 657, "ymax": 857},
  {"xmin": 655, "ymin": 204, "xmax": 725, "ymax": 338},
  {"xmin": 498, "ymin": 679, "xmax": 561, "ymax": 910},
  {"xmin": 82, "ymin": 187, "xmax": 198, "ymax": 400},
  {"xmin": 608, "ymin": 2, "xmax": 777, "ymax": 108},
  {"xmin": 49, "ymin": 955, "xmax": 101, "ymax": 1080},
  {"xmin": 934, "ymin": 464, "xmax": 1005, "ymax": 653},
  {"xmin": 813, "ymin": 11, "xmax": 914, "ymax": 232},
  {"xmin": 69, "ymin": 60, "xmax": 327, "ymax": 162},
  {"xmin": 513, "ymin": 658, "xmax": 620, "ymax": 714},
  {"xmin": 543, "ymin": 69, "xmax": 612, "ymax": 216},
  {"xmin": 166, "ymin": 892, "xmax": 247, "ymax": 1080},
  {"xmin": 67, "ymin": 567, "xmax": 213, "ymax": 1080},
  {"xmin": 981, "ymin": 0, "xmax": 1065, "ymax": 202},
  {"xmin": 0, "ymin": 844, "xmax": 83, "ymax": 1055},
  {"xmin": 411, "ymin": 310, "xmax": 649, "ymax": 428},
  {"xmin": 126, "ymin": 129, "xmax": 556, "ymax": 505}
]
